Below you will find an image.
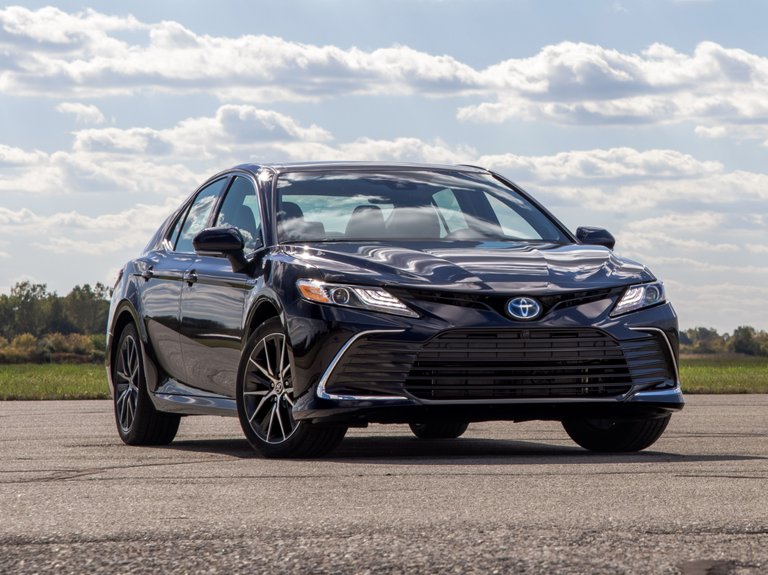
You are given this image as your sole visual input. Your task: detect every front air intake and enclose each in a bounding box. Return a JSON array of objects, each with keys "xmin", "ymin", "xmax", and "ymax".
[{"xmin": 404, "ymin": 328, "xmax": 637, "ymax": 400}]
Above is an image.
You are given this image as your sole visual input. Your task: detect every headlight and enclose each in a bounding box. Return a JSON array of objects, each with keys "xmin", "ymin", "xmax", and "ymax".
[
  {"xmin": 611, "ymin": 281, "xmax": 666, "ymax": 316},
  {"xmin": 297, "ymin": 280, "xmax": 418, "ymax": 318}
]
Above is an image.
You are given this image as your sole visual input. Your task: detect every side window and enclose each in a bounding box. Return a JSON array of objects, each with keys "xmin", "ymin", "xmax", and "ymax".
[
  {"xmin": 165, "ymin": 210, "xmax": 186, "ymax": 250},
  {"xmin": 174, "ymin": 178, "xmax": 228, "ymax": 253},
  {"xmin": 432, "ymin": 189, "xmax": 468, "ymax": 235},
  {"xmin": 484, "ymin": 193, "xmax": 542, "ymax": 239},
  {"xmin": 215, "ymin": 176, "xmax": 262, "ymax": 252}
]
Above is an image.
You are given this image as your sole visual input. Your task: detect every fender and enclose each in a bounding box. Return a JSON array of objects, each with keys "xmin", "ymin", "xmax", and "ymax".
[
  {"xmin": 243, "ymin": 289, "xmax": 286, "ymax": 340},
  {"xmin": 106, "ymin": 271, "xmax": 162, "ymax": 397}
]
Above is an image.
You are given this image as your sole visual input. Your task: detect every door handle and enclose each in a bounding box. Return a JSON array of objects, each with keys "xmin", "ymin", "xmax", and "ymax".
[
  {"xmin": 141, "ymin": 266, "xmax": 154, "ymax": 280},
  {"xmin": 183, "ymin": 270, "xmax": 198, "ymax": 285}
]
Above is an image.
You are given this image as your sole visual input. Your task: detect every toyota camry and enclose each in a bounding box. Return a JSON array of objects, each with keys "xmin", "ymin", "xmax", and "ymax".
[{"xmin": 106, "ymin": 162, "xmax": 684, "ymax": 458}]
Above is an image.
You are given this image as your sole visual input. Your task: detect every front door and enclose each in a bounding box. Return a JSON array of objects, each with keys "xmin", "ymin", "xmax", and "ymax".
[
  {"xmin": 179, "ymin": 175, "xmax": 264, "ymax": 397},
  {"xmin": 179, "ymin": 258, "xmax": 254, "ymax": 396}
]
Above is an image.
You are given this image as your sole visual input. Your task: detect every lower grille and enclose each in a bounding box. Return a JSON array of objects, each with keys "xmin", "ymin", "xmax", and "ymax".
[
  {"xmin": 325, "ymin": 328, "xmax": 674, "ymax": 401},
  {"xmin": 405, "ymin": 329, "xmax": 636, "ymax": 400},
  {"xmin": 326, "ymin": 338, "xmax": 420, "ymax": 396},
  {"xmin": 622, "ymin": 336, "xmax": 674, "ymax": 389}
]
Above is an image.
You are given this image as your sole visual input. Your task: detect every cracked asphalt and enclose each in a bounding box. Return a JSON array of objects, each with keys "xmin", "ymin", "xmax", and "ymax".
[{"xmin": 1, "ymin": 396, "xmax": 767, "ymax": 574}]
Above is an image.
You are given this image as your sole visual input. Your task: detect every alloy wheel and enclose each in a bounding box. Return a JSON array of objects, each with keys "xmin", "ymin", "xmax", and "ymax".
[
  {"xmin": 242, "ymin": 333, "xmax": 298, "ymax": 444},
  {"xmin": 115, "ymin": 334, "xmax": 140, "ymax": 433}
]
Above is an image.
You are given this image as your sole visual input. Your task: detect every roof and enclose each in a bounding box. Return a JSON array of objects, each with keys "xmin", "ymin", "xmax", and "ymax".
[{"xmin": 230, "ymin": 161, "xmax": 490, "ymax": 174}]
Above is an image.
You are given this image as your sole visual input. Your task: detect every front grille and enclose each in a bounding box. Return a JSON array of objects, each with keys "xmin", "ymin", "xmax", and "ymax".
[{"xmin": 405, "ymin": 328, "xmax": 636, "ymax": 400}]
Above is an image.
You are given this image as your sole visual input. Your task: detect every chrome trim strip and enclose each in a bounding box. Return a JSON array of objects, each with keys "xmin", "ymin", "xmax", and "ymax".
[
  {"xmin": 316, "ymin": 329, "xmax": 408, "ymax": 401},
  {"xmin": 196, "ymin": 333, "xmax": 242, "ymax": 341},
  {"xmin": 628, "ymin": 326, "xmax": 680, "ymax": 384},
  {"xmin": 629, "ymin": 386, "xmax": 685, "ymax": 403}
]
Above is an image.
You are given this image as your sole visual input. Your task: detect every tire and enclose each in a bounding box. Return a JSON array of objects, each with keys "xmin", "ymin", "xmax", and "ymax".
[
  {"xmin": 113, "ymin": 324, "xmax": 181, "ymax": 446},
  {"xmin": 562, "ymin": 415, "xmax": 671, "ymax": 453},
  {"xmin": 236, "ymin": 318, "xmax": 347, "ymax": 458},
  {"xmin": 409, "ymin": 422, "xmax": 469, "ymax": 439}
]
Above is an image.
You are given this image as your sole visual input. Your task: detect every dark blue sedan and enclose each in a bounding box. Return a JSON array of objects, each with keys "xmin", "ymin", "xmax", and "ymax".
[{"xmin": 106, "ymin": 162, "xmax": 683, "ymax": 458}]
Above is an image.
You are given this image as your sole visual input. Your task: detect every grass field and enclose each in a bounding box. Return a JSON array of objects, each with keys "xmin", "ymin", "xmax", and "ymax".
[
  {"xmin": 0, "ymin": 358, "xmax": 766, "ymax": 400},
  {"xmin": 0, "ymin": 364, "xmax": 109, "ymax": 400},
  {"xmin": 679, "ymin": 356, "xmax": 768, "ymax": 394}
]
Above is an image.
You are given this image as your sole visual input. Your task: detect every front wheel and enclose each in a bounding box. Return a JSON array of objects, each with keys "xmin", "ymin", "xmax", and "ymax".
[
  {"xmin": 562, "ymin": 416, "xmax": 671, "ymax": 452},
  {"xmin": 236, "ymin": 318, "xmax": 347, "ymax": 458}
]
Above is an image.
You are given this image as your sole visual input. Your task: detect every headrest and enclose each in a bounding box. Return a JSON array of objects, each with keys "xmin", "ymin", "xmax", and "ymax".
[
  {"xmin": 345, "ymin": 205, "xmax": 385, "ymax": 239},
  {"xmin": 386, "ymin": 206, "xmax": 440, "ymax": 239},
  {"xmin": 279, "ymin": 201, "xmax": 304, "ymax": 221}
]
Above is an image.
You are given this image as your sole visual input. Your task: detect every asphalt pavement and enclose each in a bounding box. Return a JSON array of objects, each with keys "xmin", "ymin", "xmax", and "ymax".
[{"xmin": 1, "ymin": 396, "xmax": 767, "ymax": 574}]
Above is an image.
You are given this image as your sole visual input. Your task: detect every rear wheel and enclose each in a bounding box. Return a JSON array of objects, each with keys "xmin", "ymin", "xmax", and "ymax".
[
  {"xmin": 562, "ymin": 416, "xmax": 671, "ymax": 452},
  {"xmin": 409, "ymin": 422, "xmax": 469, "ymax": 439},
  {"xmin": 237, "ymin": 318, "xmax": 347, "ymax": 458},
  {"xmin": 113, "ymin": 324, "xmax": 180, "ymax": 446}
]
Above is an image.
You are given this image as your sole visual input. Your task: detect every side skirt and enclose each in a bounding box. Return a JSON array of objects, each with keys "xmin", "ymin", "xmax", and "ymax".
[{"xmin": 150, "ymin": 378, "xmax": 238, "ymax": 417}]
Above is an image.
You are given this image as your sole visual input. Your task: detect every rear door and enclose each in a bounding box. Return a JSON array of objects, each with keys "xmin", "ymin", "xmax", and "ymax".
[{"xmin": 179, "ymin": 175, "xmax": 265, "ymax": 397}]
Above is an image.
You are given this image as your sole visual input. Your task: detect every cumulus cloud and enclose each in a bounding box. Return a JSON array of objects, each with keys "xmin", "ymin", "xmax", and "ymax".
[
  {"xmin": 616, "ymin": 231, "xmax": 740, "ymax": 253},
  {"xmin": 2, "ymin": 102, "xmax": 767, "ymax": 218},
  {"xmin": 459, "ymin": 40, "xmax": 768, "ymax": 138},
  {"xmin": 478, "ymin": 148, "xmax": 723, "ymax": 182},
  {"xmin": 0, "ymin": 144, "xmax": 47, "ymax": 166},
  {"xmin": 72, "ymin": 105, "xmax": 332, "ymax": 158},
  {"xmin": 626, "ymin": 212, "xmax": 725, "ymax": 231},
  {"xmin": 665, "ymin": 281, "xmax": 768, "ymax": 333},
  {"xmin": 55, "ymin": 102, "xmax": 105, "ymax": 124},
  {"xmin": 637, "ymin": 256, "xmax": 768, "ymax": 274},
  {"xmin": 0, "ymin": 105, "xmax": 332, "ymax": 195},
  {"xmin": 0, "ymin": 7, "xmax": 479, "ymax": 101},
  {"xmin": 2, "ymin": 8, "xmax": 768, "ymax": 138},
  {"xmin": 0, "ymin": 197, "xmax": 184, "ymax": 256},
  {"xmin": 0, "ymin": 149, "xmax": 201, "ymax": 195}
]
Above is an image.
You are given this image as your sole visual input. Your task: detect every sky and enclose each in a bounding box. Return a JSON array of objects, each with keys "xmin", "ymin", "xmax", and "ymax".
[{"xmin": 0, "ymin": 0, "xmax": 767, "ymax": 332}]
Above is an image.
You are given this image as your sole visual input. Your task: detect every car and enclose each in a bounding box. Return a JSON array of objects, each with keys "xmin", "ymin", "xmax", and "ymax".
[{"xmin": 106, "ymin": 161, "xmax": 684, "ymax": 458}]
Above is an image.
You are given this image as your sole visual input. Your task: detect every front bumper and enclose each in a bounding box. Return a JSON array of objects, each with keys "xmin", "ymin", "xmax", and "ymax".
[{"xmin": 287, "ymin": 295, "xmax": 684, "ymax": 426}]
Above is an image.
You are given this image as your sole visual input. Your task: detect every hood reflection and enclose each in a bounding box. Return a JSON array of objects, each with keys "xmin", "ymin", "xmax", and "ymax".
[{"xmin": 283, "ymin": 240, "xmax": 653, "ymax": 293}]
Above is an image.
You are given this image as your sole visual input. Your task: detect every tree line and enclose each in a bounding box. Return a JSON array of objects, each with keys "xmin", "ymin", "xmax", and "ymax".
[
  {"xmin": 0, "ymin": 281, "xmax": 110, "ymax": 364},
  {"xmin": 680, "ymin": 326, "xmax": 768, "ymax": 356}
]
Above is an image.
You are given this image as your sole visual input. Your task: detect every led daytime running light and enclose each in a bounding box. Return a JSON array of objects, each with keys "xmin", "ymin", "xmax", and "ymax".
[
  {"xmin": 611, "ymin": 282, "xmax": 666, "ymax": 316},
  {"xmin": 297, "ymin": 280, "xmax": 418, "ymax": 318}
]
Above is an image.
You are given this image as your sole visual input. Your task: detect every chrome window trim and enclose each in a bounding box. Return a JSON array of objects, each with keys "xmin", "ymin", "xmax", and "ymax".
[
  {"xmin": 628, "ymin": 326, "xmax": 680, "ymax": 384},
  {"xmin": 167, "ymin": 176, "xmax": 231, "ymax": 255},
  {"xmin": 163, "ymin": 171, "xmax": 267, "ymax": 255},
  {"xmin": 316, "ymin": 329, "xmax": 408, "ymax": 401},
  {"xmin": 212, "ymin": 172, "xmax": 267, "ymax": 249}
]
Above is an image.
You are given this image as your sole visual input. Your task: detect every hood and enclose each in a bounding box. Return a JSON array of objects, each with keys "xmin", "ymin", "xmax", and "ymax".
[{"xmin": 282, "ymin": 241, "xmax": 654, "ymax": 294}]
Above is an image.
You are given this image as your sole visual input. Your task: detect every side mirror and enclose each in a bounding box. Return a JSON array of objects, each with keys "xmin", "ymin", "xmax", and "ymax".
[
  {"xmin": 193, "ymin": 227, "xmax": 256, "ymax": 273},
  {"xmin": 576, "ymin": 226, "xmax": 615, "ymax": 250}
]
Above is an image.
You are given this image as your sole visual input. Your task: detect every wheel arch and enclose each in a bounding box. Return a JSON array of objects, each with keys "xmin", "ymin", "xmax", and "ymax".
[
  {"xmin": 245, "ymin": 296, "xmax": 284, "ymax": 339},
  {"xmin": 107, "ymin": 300, "xmax": 161, "ymax": 397}
]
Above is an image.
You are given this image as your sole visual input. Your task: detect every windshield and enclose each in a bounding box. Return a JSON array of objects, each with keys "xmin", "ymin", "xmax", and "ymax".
[{"xmin": 275, "ymin": 170, "xmax": 568, "ymax": 243}]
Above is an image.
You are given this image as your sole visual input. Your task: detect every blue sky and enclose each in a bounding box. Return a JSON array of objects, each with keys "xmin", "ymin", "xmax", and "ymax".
[{"xmin": 1, "ymin": 0, "xmax": 767, "ymax": 331}]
